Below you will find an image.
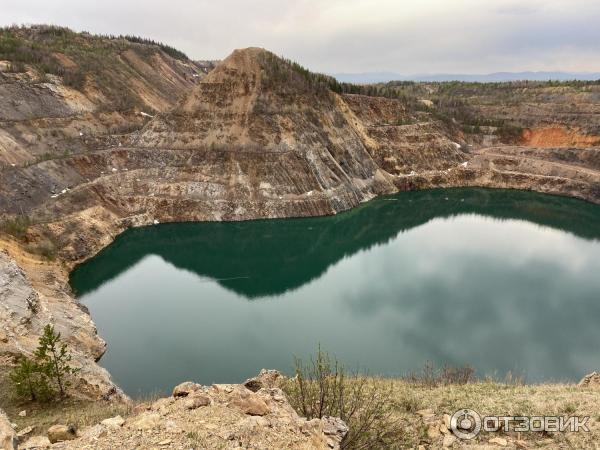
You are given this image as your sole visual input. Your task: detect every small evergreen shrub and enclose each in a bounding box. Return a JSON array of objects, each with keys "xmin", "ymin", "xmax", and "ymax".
[{"xmin": 10, "ymin": 324, "xmax": 79, "ymax": 402}]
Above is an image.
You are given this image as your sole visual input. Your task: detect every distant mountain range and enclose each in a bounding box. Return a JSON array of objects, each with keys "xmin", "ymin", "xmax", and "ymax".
[{"xmin": 332, "ymin": 71, "xmax": 600, "ymax": 84}]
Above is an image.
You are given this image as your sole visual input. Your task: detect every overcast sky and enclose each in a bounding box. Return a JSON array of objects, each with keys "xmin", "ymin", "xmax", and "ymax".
[{"xmin": 2, "ymin": 0, "xmax": 600, "ymax": 75}]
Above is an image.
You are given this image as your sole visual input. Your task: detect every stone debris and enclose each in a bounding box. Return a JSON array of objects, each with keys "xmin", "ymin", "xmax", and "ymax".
[
  {"xmin": 578, "ymin": 371, "xmax": 600, "ymax": 388},
  {"xmin": 183, "ymin": 395, "xmax": 211, "ymax": 410},
  {"xmin": 53, "ymin": 375, "xmax": 348, "ymax": 450},
  {"xmin": 100, "ymin": 415, "xmax": 125, "ymax": 429},
  {"xmin": 227, "ymin": 385, "xmax": 271, "ymax": 416},
  {"xmin": 489, "ymin": 436, "xmax": 509, "ymax": 446},
  {"xmin": 18, "ymin": 435, "xmax": 50, "ymax": 450},
  {"xmin": 172, "ymin": 381, "xmax": 202, "ymax": 397},
  {"xmin": 0, "ymin": 408, "xmax": 17, "ymax": 450},
  {"xmin": 243, "ymin": 368, "xmax": 284, "ymax": 392}
]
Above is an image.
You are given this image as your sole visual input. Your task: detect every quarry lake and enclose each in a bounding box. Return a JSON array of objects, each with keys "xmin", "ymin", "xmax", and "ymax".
[{"xmin": 70, "ymin": 188, "xmax": 600, "ymax": 397}]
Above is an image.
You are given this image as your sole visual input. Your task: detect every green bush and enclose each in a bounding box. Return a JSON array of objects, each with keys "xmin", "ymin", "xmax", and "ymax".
[
  {"xmin": 281, "ymin": 347, "xmax": 404, "ymax": 450},
  {"xmin": 10, "ymin": 324, "xmax": 79, "ymax": 402},
  {"xmin": 25, "ymin": 239, "xmax": 57, "ymax": 261},
  {"xmin": 404, "ymin": 360, "xmax": 475, "ymax": 387},
  {"xmin": 10, "ymin": 357, "xmax": 54, "ymax": 402},
  {"xmin": 0, "ymin": 215, "xmax": 31, "ymax": 239},
  {"xmin": 62, "ymin": 69, "xmax": 86, "ymax": 89},
  {"xmin": 35, "ymin": 324, "xmax": 79, "ymax": 397}
]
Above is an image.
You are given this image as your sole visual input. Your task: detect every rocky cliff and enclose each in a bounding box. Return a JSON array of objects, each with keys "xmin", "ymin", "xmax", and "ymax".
[{"xmin": 0, "ymin": 28, "xmax": 600, "ymax": 406}]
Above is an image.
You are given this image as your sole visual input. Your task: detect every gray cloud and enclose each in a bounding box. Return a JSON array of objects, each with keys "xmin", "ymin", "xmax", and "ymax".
[{"xmin": 2, "ymin": 0, "xmax": 599, "ymax": 74}]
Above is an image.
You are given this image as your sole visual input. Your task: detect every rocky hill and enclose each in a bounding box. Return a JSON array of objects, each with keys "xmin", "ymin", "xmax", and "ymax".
[
  {"xmin": 0, "ymin": 25, "xmax": 205, "ymax": 166},
  {"xmin": 0, "ymin": 26, "xmax": 600, "ymax": 449}
]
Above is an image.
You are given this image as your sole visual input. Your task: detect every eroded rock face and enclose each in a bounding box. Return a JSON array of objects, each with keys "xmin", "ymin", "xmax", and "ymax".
[
  {"xmin": 578, "ymin": 372, "xmax": 600, "ymax": 388},
  {"xmin": 0, "ymin": 251, "xmax": 124, "ymax": 401},
  {"xmin": 244, "ymin": 368, "xmax": 284, "ymax": 392},
  {"xmin": 0, "ymin": 409, "xmax": 17, "ymax": 450},
  {"xmin": 172, "ymin": 381, "xmax": 202, "ymax": 398},
  {"xmin": 56, "ymin": 378, "xmax": 348, "ymax": 450}
]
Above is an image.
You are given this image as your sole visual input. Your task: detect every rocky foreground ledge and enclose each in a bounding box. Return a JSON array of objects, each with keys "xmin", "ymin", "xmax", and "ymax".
[{"xmin": 0, "ymin": 371, "xmax": 348, "ymax": 450}]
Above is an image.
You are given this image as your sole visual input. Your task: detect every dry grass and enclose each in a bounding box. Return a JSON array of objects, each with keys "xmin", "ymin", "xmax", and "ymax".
[
  {"xmin": 0, "ymin": 366, "xmax": 132, "ymax": 435},
  {"xmin": 372, "ymin": 378, "xmax": 600, "ymax": 448},
  {"xmin": 2, "ymin": 364, "xmax": 599, "ymax": 447}
]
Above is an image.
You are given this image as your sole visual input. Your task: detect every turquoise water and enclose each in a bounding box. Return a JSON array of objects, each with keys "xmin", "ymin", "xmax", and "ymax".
[{"xmin": 70, "ymin": 189, "xmax": 600, "ymax": 396}]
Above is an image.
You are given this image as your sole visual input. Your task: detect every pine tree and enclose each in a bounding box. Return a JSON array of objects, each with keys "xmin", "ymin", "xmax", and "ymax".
[
  {"xmin": 9, "ymin": 356, "xmax": 53, "ymax": 402},
  {"xmin": 34, "ymin": 325, "xmax": 78, "ymax": 398}
]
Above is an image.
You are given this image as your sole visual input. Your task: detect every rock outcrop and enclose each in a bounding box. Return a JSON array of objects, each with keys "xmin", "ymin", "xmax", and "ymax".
[
  {"xmin": 0, "ymin": 250, "xmax": 124, "ymax": 400},
  {"xmin": 578, "ymin": 372, "xmax": 600, "ymax": 388},
  {"xmin": 55, "ymin": 379, "xmax": 347, "ymax": 450},
  {"xmin": 0, "ymin": 408, "xmax": 17, "ymax": 450}
]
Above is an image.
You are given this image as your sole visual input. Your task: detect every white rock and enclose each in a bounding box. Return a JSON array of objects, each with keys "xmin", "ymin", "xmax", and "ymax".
[
  {"xmin": 19, "ymin": 436, "xmax": 50, "ymax": 449},
  {"xmin": 443, "ymin": 434, "xmax": 457, "ymax": 447},
  {"xmin": 47, "ymin": 424, "xmax": 77, "ymax": 443},
  {"xmin": 0, "ymin": 409, "xmax": 17, "ymax": 450},
  {"xmin": 128, "ymin": 413, "xmax": 162, "ymax": 431},
  {"xmin": 101, "ymin": 415, "xmax": 125, "ymax": 429},
  {"xmin": 489, "ymin": 437, "xmax": 508, "ymax": 446},
  {"xmin": 17, "ymin": 425, "xmax": 34, "ymax": 439}
]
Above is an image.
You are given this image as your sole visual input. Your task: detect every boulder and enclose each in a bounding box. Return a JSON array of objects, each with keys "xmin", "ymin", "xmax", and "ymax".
[
  {"xmin": 101, "ymin": 415, "xmax": 125, "ymax": 429},
  {"xmin": 243, "ymin": 369, "xmax": 284, "ymax": 392},
  {"xmin": 442, "ymin": 434, "xmax": 457, "ymax": 448},
  {"xmin": 0, "ymin": 409, "xmax": 17, "ymax": 450},
  {"xmin": 172, "ymin": 381, "xmax": 201, "ymax": 398},
  {"xmin": 229, "ymin": 388, "xmax": 271, "ymax": 416},
  {"xmin": 321, "ymin": 416, "xmax": 348, "ymax": 450},
  {"xmin": 47, "ymin": 425, "xmax": 77, "ymax": 443},
  {"xmin": 184, "ymin": 395, "xmax": 211, "ymax": 410},
  {"xmin": 578, "ymin": 372, "xmax": 600, "ymax": 388},
  {"xmin": 128, "ymin": 412, "xmax": 162, "ymax": 431},
  {"xmin": 16, "ymin": 425, "xmax": 34, "ymax": 440}
]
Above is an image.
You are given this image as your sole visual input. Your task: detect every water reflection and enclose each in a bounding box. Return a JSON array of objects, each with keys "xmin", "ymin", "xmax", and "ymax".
[{"xmin": 70, "ymin": 189, "xmax": 600, "ymax": 396}]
